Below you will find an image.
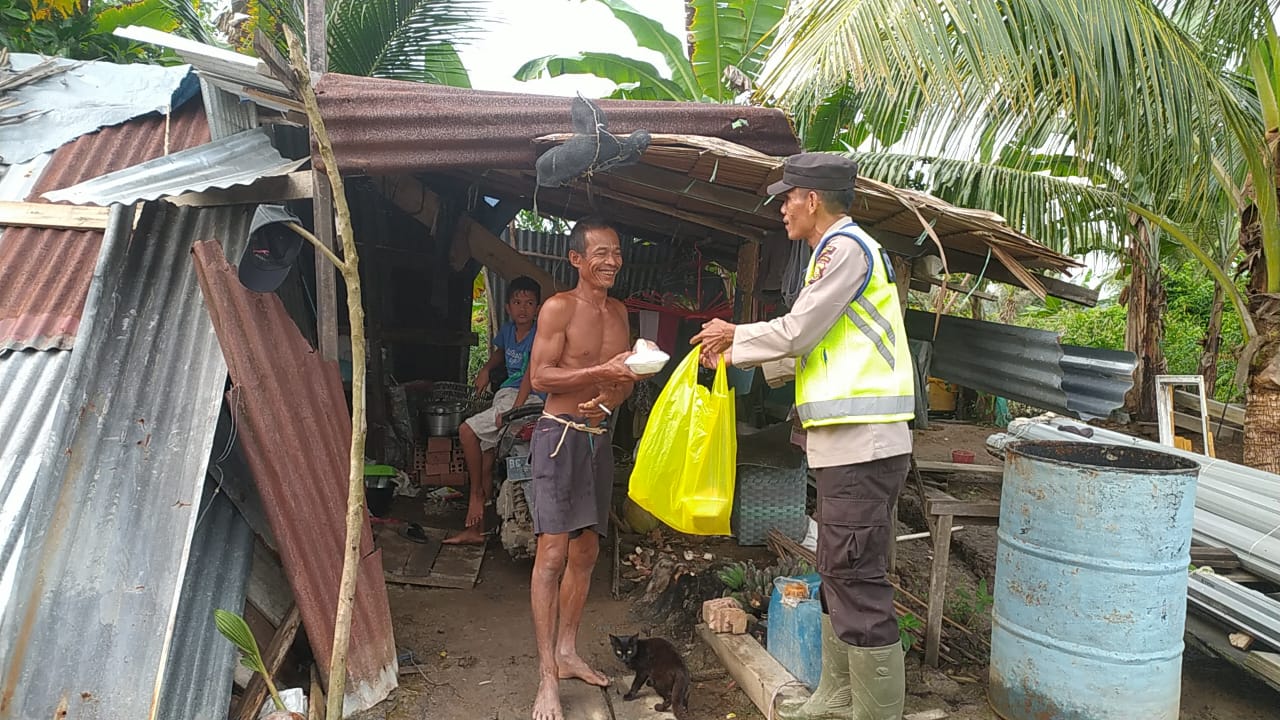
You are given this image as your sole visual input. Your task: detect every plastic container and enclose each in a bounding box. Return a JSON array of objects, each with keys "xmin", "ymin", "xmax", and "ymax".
[
  {"xmin": 766, "ymin": 574, "xmax": 823, "ymax": 690},
  {"xmin": 927, "ymin": 377, "xmax": 957, "ymax": 411},
  {"xmin": 990, "ymin": 441, "xmax": 1200, "ymax": 720},
  {"xmin": 951, "ymin": 449, "xmax": 975, "ymax": 464}
]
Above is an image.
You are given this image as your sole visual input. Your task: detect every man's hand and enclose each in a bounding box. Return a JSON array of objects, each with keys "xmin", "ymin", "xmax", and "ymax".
[
  {"xmin": 579, "ymin": 384, "xmax": 628, "ymax": 422},
  {"xmin": 691, "ymin": 318, "xmax": 736, "ymax": 355},
  {"xmin": 494, "ymin": 407, "xmax": 505, "ymax": 429},
  {"xmin": 473, "ymin": 367, "xmax": 491, "ymax": 392},
  {"xmin": 596, "ymin": 351, "xmax": 646, "ymax": 384},
  {"xmin": 699, "ymin": 346, "xmax": 732, "ymax": 370}
]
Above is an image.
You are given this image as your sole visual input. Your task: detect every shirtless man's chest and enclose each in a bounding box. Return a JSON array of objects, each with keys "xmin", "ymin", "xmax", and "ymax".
[{"xmin": 545, "ymin": 296, "xmax": 630, "ymax": 414}]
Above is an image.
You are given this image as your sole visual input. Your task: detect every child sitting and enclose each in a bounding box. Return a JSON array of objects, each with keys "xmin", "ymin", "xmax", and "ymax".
[{"xmin": 444, "ymin": 276, "xmax": 544, "ymax": 545}]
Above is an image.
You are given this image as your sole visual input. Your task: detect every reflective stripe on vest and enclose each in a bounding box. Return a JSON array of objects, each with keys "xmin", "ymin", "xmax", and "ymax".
[{"xmin": 794, "ymin": 223, "xmax": 915, "ymax": 427}]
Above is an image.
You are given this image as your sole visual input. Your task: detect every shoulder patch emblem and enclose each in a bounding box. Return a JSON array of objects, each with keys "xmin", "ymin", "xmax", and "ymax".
[{"xmin": 810, "ymin": 244, "xmax": 838, "ymax": 282}]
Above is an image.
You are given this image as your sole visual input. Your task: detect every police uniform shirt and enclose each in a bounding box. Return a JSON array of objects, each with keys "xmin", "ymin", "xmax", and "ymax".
[{"xmin": 730, "ymin": 216, "xmax": 913, "ymax": 468}]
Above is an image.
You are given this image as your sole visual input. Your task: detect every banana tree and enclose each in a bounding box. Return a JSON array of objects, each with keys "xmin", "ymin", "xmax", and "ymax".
[{"xmin": 514, "ymin": 0, "xmax": 788, "ymax": 102}]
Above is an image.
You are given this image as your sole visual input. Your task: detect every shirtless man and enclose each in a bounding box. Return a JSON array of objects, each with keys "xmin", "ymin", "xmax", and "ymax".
[{"xmin": 526, "ymin": 216, "xmax": 647, "ymax": 720}]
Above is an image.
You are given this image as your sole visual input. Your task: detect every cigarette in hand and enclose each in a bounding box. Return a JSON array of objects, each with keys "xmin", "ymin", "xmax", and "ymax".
[{"xmin": 598, "ymin": 403, "xmax": 612, "ymax": 416}]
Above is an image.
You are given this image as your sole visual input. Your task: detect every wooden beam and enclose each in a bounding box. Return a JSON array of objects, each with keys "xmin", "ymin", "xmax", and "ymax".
[
  {"xmin": 1174, "ymin": 390, "xmax": 1245, "ymax": 427},
  {"xmin": 374, "ymin": 175, "xmax": 561, "ymax": 297},
  {"xmin": 909, "ymin": 278, "xmax": 999, "ymax": 303},
  {"xmin": 924, "ymin": 498, "xmax": 1001, "ymax": 519},
  {"xmin": 235, "ymin": 604, "xmax": 302, "ymax": 720},
  {"xmin": 696, "ymin": 624, "xmax": 808, "ymax": 717},
  {"xmin": 582, "ymin": 182, "xmax": 767, "ymax": 241},
  {"xmin": 166, "ymin": 171, "xmax": 313, "ymax": 207},
  {"xmin": 312, "ymin": 173, "xmax": 339, "ymax": 361},
  {"xmin": 924, "ymin": 513, "xmax": 953, "ymax": 668},
  {"xmin": 370, "ymin": 327, "xmax": 479, "ymax": 346},
  {"xmin": 0, "ymin": 200, "xmax": 113, "ymax": 230},
  {"xmin": 607, "ymin": 163, "xmax": 772, "ymax": 217},
  {"xmin": 916, "ymin": 461, "xmax": 1004, "ymax": 477}
]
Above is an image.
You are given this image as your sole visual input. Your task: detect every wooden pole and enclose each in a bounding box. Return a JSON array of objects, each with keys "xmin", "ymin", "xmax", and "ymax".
[
  {"xmin": 284, "ymin": 27, "xmax": 367, "ymax": 720},
  {"xmin": 304, "ymin": 0, "xmax": 338, "ymax": 361}
]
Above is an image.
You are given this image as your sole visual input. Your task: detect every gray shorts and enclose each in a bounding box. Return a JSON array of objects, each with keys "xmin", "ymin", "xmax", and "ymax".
[{"xmin": 528, "ymin": 414, "xmax": 614, "ymax": 538}]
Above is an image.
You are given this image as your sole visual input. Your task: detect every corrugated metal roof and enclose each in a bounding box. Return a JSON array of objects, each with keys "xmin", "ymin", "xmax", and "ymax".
[
  {"xmin": 0, "ymin": 53, "xmax": 200, "ymax": 164},
  {"xmin": 314, "ymin": 73, "xmax": 801, "ymax": 174},
  {"xmin": 0, "ymin": 102, "xmax": 210, "ymax": 352},
  {"xmin": 199, "ymin": 76, "xmax": 260, "ymax": 140},
  {"xmin": 0, "ymin": 349, "xmax": 73, "ymax": 610},
  {"xmin": 156, "ymin": 475, "xmax": 254, "ymax": 720},
  {"xmin": 0, "ymin": 201, "xmax": 252, "ymax": 720},
  {"xmin": 42, "ymin": 127, "xmax": 306, "ymax": 206},
  {"xmin": 114, "ymin": 26, "xmax": 299, "ymax": 113},
  {"xmin": 192, "ymin": 240, "xmax": 398, "ymax": 715},
  {"xmin": 904, "ymin": 310, "xmax": 1135, "ymax": 420}
]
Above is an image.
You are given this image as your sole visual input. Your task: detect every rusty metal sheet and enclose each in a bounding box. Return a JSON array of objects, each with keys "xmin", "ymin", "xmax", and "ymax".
[
  {"xmin": 192, "ymin": 240, "xmax": 398, "ymax": 715},
  {"xmin": 0, "ymin": 102, "xmax": 210, "ymax": 351},
  {"xmin": 313, "ymin": 73, "xmax": 801, "ymax": 174}
]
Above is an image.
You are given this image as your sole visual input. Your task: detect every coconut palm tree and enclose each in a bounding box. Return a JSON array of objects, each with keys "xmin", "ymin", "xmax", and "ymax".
[
  {"xmin": 761, "ymin": 0, "xmax": 1280, "ymax": 470},
  {"xmin": 250, "ymin": 0, "xmax": 482, "ymax": 85},
  {"xmin": 514, "ymin": 0, "xmax": 788, "ymax": 101}
]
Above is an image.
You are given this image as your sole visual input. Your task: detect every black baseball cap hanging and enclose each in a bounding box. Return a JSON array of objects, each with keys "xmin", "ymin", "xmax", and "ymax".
[{"xmin": 239, "ymin": 204, "xmax": 305, "ymax": 293}]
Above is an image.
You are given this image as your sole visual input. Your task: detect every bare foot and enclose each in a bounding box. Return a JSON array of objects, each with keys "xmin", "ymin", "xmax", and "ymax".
[
  {"xmin": 442, "ymin": 525, "xmax": 486, "ymax": 545},
  {"xmin": 532, "ymin": 676, "xmax": 562, "ymax": 720},
  {"xmin": 557, "ymin": 653, "xmax": 609, "ymax": 686}
]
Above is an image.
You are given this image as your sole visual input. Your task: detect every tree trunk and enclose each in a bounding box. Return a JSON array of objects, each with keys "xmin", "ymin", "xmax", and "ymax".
[
  {"xmin": 1241, "ymin": 129, "xmax": 1280, "ymax": 474},
  {"xmin": 1197, "ymin": 280, "xmax": 1226, "ymax": 398},
  {"xmin": 1123, "ymin": 217, "xmax": 1167, "ymax": 421}
]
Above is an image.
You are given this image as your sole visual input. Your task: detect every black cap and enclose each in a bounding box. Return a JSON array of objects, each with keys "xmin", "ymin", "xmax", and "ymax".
[
  {"xmin": 765, "ymin": 152, "xmax": 859, "ymax": 196},
  {"xmin": 238, "ymin": 204, "xmax": 304, "ymax": 293}
]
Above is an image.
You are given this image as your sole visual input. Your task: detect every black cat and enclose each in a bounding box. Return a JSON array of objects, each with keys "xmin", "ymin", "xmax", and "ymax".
[{"xmin": 609, "ymin": 633, "xmax": 691, "ymax": 718}]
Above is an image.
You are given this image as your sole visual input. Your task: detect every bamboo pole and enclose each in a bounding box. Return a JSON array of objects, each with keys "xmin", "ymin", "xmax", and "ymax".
[{"xmin": 283, "ymin": 27, "xmax": 367, "ymax": 720}]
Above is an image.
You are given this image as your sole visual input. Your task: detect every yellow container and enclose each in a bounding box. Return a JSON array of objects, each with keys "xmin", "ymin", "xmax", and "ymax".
[{"xmin": 927, "ymin": 377, "xmax": 957, "ymax": 412}]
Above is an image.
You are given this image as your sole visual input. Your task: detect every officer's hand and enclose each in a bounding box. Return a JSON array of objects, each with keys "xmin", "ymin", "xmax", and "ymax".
[{"xmin": 691, "ymin": 318, "xmax": 736, "ymax": 354}]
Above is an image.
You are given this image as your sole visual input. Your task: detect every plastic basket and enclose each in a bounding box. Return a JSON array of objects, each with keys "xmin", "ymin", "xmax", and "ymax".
[{"xmin": 731, "ymin": 460, "xmax": 809, "ymax": 546}]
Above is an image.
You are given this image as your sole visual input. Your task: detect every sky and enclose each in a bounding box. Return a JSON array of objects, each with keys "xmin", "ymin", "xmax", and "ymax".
[{"xmin": 457, "ymin": 0, "xmax": 686, "ymax": 96}]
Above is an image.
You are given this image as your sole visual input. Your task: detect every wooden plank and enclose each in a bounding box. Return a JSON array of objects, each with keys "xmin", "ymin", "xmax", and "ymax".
[
  {"xmin": 380, "ymin": 526, "xmax": 484, "ymax": 590},
  {"xmin": 924, "ymin": 498, "xmax": 1001, "ymax": 519},
  {"xmin": 915, "ymin": 461, "xmax": 1003, "ymax": 477},
  {"xmin": 308, "ymin": 664, "xmax": 325, "ymax": 720},
  {"xmin": 696, "ymin": 624, "xmax": 808, "ymax": 717},
  {"xmin": 460, "ymin": 217, "xmax": 562, "ymax": 296},
  {"xmin": 312, "ymin": 172, "xmax": 339, "ymax": 361},
  {"xmin": 1244, "ymin": 652, "xmax": 1280, "ymax": 688},
  {"xmin": 1173, "ymin": 410, "xmax": 1241, "ymax": 441},
  {"xmin": 236, "ymin": 604, "xmax": 303, "ymax": 720},
  {"xmin": 167, "ymin": 171, "xmax": 313, "ymax": 207},
  {"xmin": 559, "ymin": 680, "xmax": 610, "ymax": 720},
  {"xmin": 925, "ymin": 514, "xmax": 953, "ymax": 667},
  {"xmin": 1174, "ymin": 389, "xmax": 1245, "ymax": 427},
  {"xmin": 1190, "ymin": 546, "xmax": 1240, "ymax": 569},
  {"xmin": 905, "ymin": 711, "xmax": 949, "ymax": 720},
  {"xmin": 247, "ymin": 541, "xmax": 293, "ymax": 628},
  {"xmin": 0, "ymin": 200, "xmax": 113, "ymax": 230}
]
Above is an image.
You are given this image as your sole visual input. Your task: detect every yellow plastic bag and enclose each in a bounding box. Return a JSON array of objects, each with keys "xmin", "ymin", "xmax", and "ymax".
[{"xmin": 628, "ymin": 347, "xmax": 736, "ymax": 535}]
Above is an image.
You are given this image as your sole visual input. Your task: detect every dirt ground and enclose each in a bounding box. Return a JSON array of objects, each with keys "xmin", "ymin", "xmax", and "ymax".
[{"xmin": 353, "ymin": 421, "xmax": 1279, "ymax": 720}]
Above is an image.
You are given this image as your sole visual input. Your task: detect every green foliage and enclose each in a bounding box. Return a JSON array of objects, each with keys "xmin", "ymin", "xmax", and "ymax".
[
  {"xmin": 0, "ymin": 0, "xmax": 196, "ymax": 62},
  {"xmin": 717, "ymin": 557, "xmax": 814, "ymax": 613},
  {"xmin": 897, "ymin": 611, "xmax": 922, "ymax": 651},
  {"xmin": 214, "ymin": 609, "xmax": 286, "ymax": 712},
  {"xmin": 516, "ymin": 0, "xmax": 789, "ymax": 102},
  {"xmin": 1021, "ymin": 262, "xmax": 1246, "ymax": 402},
  {"xmin": 947, "ymin": 578, "xmax": 993, "ymax": 625}
]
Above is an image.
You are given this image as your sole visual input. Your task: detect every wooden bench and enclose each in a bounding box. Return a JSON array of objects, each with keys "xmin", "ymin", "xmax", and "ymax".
[{"xmin": 923, "ymin": 493, "xmax": 1000, "ymax": 667}]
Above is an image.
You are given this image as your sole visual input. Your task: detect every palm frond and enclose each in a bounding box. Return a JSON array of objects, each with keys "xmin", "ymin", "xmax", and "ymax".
[
  {"xmin": 1162, "ymin": 0, "xmax": 1280, "ymax": 69},
  {"xmin": 763, "ymin": 0, "xmax": 1265, "ymax": 231},
  {"xmin": 326, "ymin": 0, "xmax": 483, "ymax": 83},
  {"xmin": 850, "ymin": 149, "xmax": 1132, "ymax": 256}
]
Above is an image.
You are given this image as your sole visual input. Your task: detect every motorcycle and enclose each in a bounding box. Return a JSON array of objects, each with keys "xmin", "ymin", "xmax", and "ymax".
[{"xmin": 492, "ymin": 402, "xmax": 545, "ymax": 559}]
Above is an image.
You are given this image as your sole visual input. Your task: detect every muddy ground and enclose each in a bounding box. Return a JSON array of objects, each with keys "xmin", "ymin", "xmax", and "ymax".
[{"xmin": 350, "ymin": 421, "xmax": 1278, "ymax": 720}]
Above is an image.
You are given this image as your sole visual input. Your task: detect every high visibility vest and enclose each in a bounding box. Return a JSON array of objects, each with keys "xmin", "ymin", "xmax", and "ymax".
[{"xmin": 794, "ymin": 223, "xmax": 915, "ymax": 428}]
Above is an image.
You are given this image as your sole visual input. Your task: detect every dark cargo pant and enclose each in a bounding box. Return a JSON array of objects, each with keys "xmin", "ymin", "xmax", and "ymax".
[{"xmin": 815, "ymin": 453, "xmax": 911, "ymax": 647}]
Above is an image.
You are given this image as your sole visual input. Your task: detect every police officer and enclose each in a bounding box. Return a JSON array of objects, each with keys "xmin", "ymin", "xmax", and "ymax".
[{"xmin": 692, "ymin": 153, "xmax": 913, "ymax": 720}]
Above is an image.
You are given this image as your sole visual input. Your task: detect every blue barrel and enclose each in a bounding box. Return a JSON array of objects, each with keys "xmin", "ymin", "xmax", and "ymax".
[
  {"xmin": 766, "ymin": 574, "xmax": 822, "ymax": 690},
  {"xmin": 990, "ymin": 441, "xmax": 1200, "ymax": 720}
]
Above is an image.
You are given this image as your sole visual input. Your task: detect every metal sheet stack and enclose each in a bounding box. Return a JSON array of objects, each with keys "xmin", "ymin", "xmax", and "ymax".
[{"xmin": 988, "ymin": 417, "xmax": 1280, "ymax": 585}]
